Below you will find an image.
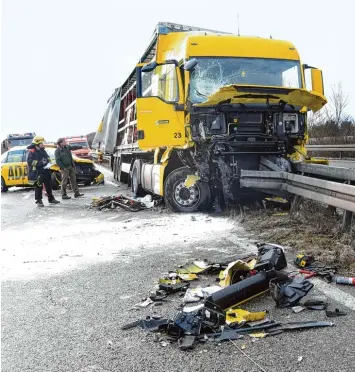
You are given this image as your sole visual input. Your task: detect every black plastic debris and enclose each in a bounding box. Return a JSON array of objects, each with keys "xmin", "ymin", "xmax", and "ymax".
[
  {"xmin": 326, "ymin": 308, "xmax": 347, "ymax": 317},
  {"xmin": 254, "ymin": 243, "xmax": 287, "ymax": 271},
  {"xmin": 121, "ymin": 316, "xmax": 170, "ymax": 332},
  {"xmin": 179, "ymin": 335, "xmax": 197, "ymax": 350},
  {"xmin": 159, "ymin": 282, "xmax": 190, "ymax": 294},
  {"xmin": 294, "ymin": 254, "xmax": 315, "ymax": 268},
  {"xmin": 173, "ymin": 310, "xmax": 203, "ymax": 336},
  {"xmin": 277, "ymin": 320, "xmax": 333, "ymax": 331},
  {"xmin": 206, "ymin": 270, "xmax": 288, "ymax": 311},
  {"xmin": 212, "ymin": 329, "xmax": 244, "ymax": 342},
  {"xmin": 149, "ymin": 290, "xmax": 168, "ymax": 301},
  {"xmin": 302, "ymin": 299, "xmax": 328, "ymax": 310},
  {"xmin": 269, "ymin": 276, "xmax": 314, "ymax": 308}
]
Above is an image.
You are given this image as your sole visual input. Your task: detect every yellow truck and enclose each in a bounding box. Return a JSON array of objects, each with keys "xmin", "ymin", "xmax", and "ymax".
[{"xmin": 92, "ymin": 22, "xmax": 327, "ymax": 212}]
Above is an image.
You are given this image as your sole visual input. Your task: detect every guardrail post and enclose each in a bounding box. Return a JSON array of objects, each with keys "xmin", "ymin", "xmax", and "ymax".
[
  {"xmin": 341, "ymin": 180, "xmax": 353, "ymax": 231},
  {"xmin": 342, "ymin": 210, "xmax": 353, "ymax": 231},
  {"xmin": 290, "ymin": 195, "xmax": 302, "ymax": 216}
]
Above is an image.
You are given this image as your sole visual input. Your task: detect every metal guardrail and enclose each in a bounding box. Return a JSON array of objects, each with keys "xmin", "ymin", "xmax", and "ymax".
[
  {"xmin": 294, "ymin": 162, "xmax": 355, "ymax": 182},
  {"xmin": 306, "ymin": 144, "xmax": 355, "ymax": 152},
  {"xmin": 240, "ymin": 170, "xmax": 355, "ymax": 214}
]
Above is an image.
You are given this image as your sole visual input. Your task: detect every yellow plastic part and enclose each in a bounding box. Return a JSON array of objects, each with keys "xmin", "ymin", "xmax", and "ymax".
[
  {"xmin": 219, "ymin": 259, "xmax": 256, "ymax": 287},
  {"xmin": 304, "ymin": 157, "xmax": 329, "ymax": 165},
  {"xmin": 225, "ymin": 308, "xmax": 266, "ymax": 325},
  {"xmin": 177, "ymin": 261, "xmax": 211, "ymax": 275},
  {"xmin": 249, "ymin": 333, "xmax": 267, "ymax": 339},
  {"xmin": 158, "ymin": 278, "xmax": 182, "ymax": 285},
  {"xmin": 196, "ymin": 86, "xmax": 327, "ymax": 113},
  {"xmin": 177, "ymin": 273, "xmax": 198, "ymax": 281},
  {"xmin": 184, "ymin": 174, "xmax": 200, "ymax": 188}
]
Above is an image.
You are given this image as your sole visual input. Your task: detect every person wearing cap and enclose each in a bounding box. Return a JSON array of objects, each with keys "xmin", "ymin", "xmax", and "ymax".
[
  {"xmin": 55, "ymin": 138, "xmax": 84, "ymax": 199},
  {"xmin": 27, "ymin": 136, "xmax": 60, "ymax": 207}
]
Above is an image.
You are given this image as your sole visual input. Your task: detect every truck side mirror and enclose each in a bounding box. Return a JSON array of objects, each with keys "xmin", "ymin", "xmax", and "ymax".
[
  {"xmin": 184, "ymin": 58, "xmax": 198, "ymax": 71},
  {"xmin": 310, "ymin": 68, "xmax": 324, "ymax": 96}
]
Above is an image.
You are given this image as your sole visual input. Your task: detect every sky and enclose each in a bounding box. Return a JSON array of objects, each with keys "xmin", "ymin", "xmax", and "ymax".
[{"xmin": 1, "ymin": 0, "xmax": 354, "ymax": 141}]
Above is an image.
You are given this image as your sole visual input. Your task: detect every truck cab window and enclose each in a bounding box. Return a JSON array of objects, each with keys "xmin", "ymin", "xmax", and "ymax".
[{"xmin": 142, "ymin": 64, "xmax": 179, "ymax": 102}]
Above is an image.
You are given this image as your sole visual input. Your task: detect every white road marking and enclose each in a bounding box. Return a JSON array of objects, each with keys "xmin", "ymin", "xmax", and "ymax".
[
  {"xmin": 313, "ymin": 277, "xmax": 355, "ymax": 311},
  {"xmin": 105, "ymin": 180, "xmax": 119, "ymax": 187}
]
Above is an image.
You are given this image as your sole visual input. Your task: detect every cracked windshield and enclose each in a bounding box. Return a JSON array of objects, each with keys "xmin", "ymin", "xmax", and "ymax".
[{"xmin": 189, "ymin": 57, "xmax": 301, "ymax": 103}]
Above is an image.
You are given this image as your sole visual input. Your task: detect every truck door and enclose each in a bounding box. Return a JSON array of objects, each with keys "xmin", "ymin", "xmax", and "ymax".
[
  {"xmin": 2, "ymin": 149, "xmax": 27, "ymax": 186},
  {"xmin": 136, "ymin": 61, "xmax": 185, "ymax": 149}
]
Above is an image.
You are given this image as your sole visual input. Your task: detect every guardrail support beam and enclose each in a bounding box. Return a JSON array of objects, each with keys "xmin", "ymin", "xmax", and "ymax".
[{"xmin": 342, "ymin": 210, "xmax": 353, "ymax": 231}]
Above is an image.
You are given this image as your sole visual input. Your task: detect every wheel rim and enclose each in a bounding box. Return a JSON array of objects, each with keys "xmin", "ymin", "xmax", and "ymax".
[{"xmin": 173, "ymin": 179, "xmax": 200, "ymax": 208}]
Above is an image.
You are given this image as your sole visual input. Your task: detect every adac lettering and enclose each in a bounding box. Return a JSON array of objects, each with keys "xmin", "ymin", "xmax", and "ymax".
[{"xmin": 7, "ymin": 165, "xmax": 26, "ymax": 180}]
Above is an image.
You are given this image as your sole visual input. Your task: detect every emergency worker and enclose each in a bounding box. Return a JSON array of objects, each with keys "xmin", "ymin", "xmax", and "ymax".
[{"xmin": 27, "ymin": 136, "xmax": 60, "ymax": 207}]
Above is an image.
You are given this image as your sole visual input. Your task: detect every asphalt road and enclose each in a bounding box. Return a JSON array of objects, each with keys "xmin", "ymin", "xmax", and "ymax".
[{"xmin": 2, "ymin": 169, "xmax": 355, "ymax": 372}]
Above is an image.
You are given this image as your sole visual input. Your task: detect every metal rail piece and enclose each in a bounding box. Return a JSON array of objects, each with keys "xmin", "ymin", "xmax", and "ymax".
[
  {"xmin": 306, "ymin": 144, "xmax": 355, "ymax": 152},
  {"xmin": 240, "ymin": 170, "xmax": 355, "ymax": 213},
  {"xmin": 294, "ymin": 163, "xmax": 355, "ymax": 182}
]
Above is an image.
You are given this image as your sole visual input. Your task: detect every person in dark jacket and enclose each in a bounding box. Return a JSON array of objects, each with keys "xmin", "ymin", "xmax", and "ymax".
[
  {"xmin": 27, "ymin": 136, "xmax": 60, "ymax": 207},
  {"xmin": 55, "ymin": 138, "xmax": 84, "ymax": 199}
]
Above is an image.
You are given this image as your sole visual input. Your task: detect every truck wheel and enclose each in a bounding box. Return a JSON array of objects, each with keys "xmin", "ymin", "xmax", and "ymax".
[
  {"xmin": 164, "ymin": 167, "xmax": 210, "ymax": 213},
  {"xmin": 1, "ymin": 177, "xmax": 8, "ymax": 192},
  {"xmin": 51, "ymin": 172, "xmax": 61, "ymax": 190},
  {"xmin": 131, "ymin": 160, "xmax": 145, "ymax": 196}
]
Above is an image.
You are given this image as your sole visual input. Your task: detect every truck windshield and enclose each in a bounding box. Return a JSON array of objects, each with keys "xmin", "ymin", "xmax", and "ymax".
[
  {"xmin": 7, "ymin": 138, "xmax": 33, "ymax": 147},
  {"xmin": 68, "ymin": 142, "xmax": 88, "ymax": 148},
  {"xmin": 189, "ymin": 57, "xmax": 302, "ymax": 103}
]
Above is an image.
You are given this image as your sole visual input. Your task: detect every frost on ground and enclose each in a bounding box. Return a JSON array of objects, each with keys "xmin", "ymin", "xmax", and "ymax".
[
  {"xmin": 1, "ymin": 213, "xmax": 254, "ymax": 281},
  {"xmin": 242, "ymin": 200, "xmax": 355, "ymax": 274}
]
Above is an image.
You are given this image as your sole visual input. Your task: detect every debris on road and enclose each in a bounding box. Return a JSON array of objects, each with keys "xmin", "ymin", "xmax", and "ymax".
[
  {"xmin": 269, "ymin": 276, "xmax": 313, "ymax": 308},
  {"xmin": 326, "ymin": 308, "xmax": 347, "ymax": 317},
  {"xmin": 292, "ymin": 305, "xmax": 305, "ymax": 313},
  {"xmin": 302, "ymin": 298, "xmax": 328, "ymax": 310},
  {"xmin": 335, "ymin": 276, "xmax": 355, "ymax": 285},
  {"xmin": 294, "ymin": 254, "xmax": 315, "ymax": 268},
  {"xmin": 123, "ymin": 242, "xmax": 342, "ymax": 353},
  {"xmin": 90, "ymin": 194, "xmax": 163, "ymax": 212}
]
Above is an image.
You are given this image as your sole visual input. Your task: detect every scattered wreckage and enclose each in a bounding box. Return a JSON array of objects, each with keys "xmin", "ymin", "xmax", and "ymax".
[
  {"xmin": 89, "ymin": 194, "xmax": 161, "ymax": 212},
  {"xmin": 122, "ymin": 244, "xmax": 346, "ymax": 354}
]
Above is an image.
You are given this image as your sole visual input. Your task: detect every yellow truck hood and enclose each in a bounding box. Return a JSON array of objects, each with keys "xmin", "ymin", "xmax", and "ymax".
[{"xmin": 195, "ymin": 85, "xmax": 327, "ymax": 113}]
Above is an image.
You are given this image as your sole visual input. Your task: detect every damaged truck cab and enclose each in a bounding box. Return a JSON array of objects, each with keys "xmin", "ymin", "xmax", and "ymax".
[{"xmin": 93, "ymin": 22, "xmax": 327, "ymax": 212}]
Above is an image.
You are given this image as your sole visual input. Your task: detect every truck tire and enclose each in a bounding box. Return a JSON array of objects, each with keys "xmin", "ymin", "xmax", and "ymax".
[
  {"xmin": 1, "ymin": 177, "xmax": 8, "ymax": 192},
  {"xmin": 164, "ymin": 167, "xmax": 210, "ymax": 213},
  {"xmin": 131, "ymin": 160, "xmax": 145, "ymax": 196}
]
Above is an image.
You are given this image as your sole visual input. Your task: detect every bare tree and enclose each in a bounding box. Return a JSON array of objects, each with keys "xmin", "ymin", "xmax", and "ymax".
[
  {"xmin": 324, "ymin": 83, "xmax": 349, "ymax": 125},
  {"xmin": 308, "ymin": 82, "xmax": 355, "ymax": 145}
]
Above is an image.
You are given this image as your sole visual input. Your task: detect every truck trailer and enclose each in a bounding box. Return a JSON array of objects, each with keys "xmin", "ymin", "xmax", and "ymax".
[{"xmin": 92, "ymin": 22, "xmax": 327, "ymax": 212}]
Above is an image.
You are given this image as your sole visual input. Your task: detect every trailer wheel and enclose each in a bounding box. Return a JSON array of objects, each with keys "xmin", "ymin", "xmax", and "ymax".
[
  {"xmin": 164, "ymin": 167, "xmax": 210, "ymax": 213},
  {"xmin": 131, "ymin": 160, "xmax": 145, "ymax": 196},
  {"xmin": 1, "ymin": 177, "xmax": 8, "ymax": 192}
]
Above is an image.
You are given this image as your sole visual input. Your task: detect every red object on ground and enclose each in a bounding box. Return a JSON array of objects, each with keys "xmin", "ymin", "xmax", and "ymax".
[{"xmin": 299, "ymin": 269, "xmax": 317, "ymax": 279}]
